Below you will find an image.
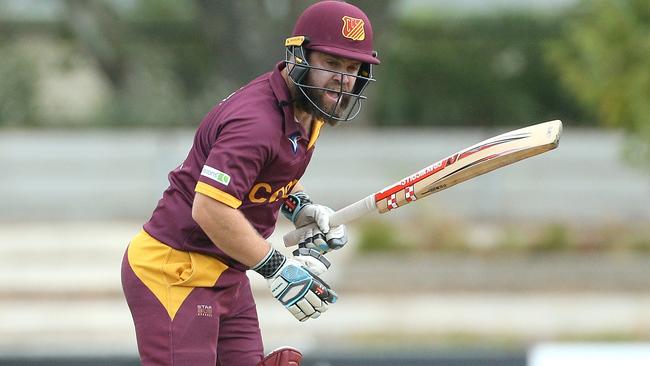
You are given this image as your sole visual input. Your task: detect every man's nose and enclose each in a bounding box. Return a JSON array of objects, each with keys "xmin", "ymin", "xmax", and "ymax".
[{"xmin": 332, "ymin": 72, "xmax": 353, "ymax": 89}]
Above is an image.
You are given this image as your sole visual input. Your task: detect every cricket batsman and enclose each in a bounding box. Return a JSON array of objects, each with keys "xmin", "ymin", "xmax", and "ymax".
[{"xmin": 120, "ymin": 1, "xmax": 380, "ymax": 365}]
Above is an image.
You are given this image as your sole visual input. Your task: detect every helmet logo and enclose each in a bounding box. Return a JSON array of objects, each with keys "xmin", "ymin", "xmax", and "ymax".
[{"xmin": 341, "ymin": 16, "xmax": 365, "ymax": 41}]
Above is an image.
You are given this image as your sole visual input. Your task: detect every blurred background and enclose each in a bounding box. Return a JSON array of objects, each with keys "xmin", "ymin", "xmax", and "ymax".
[{"xmin": 1, "ymin": 0, "xmax": 649, "ymax": 365}]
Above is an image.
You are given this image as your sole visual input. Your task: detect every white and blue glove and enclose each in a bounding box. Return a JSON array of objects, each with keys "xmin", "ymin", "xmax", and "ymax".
[
  {"xmin": 252, "ymin": 247, "xmax": 337, "ymax": 322},
  {"xmin": 281, "ymin": 192, "xmax": 348, "ymax": 254}
]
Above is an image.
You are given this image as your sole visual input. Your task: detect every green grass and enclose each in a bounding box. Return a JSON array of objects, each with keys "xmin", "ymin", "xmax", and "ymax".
[{"xmin": 354, "ymin": 216, "xmax": 650, "ymax": 254}]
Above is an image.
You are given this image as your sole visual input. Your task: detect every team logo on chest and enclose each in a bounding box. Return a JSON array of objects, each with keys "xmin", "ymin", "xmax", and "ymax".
[{"xmin": 249, "ymin": 179, "xmax": 298, "ymax": 204}]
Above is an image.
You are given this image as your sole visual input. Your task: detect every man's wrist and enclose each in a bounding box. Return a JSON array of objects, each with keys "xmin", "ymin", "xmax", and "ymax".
[
  {"xmin": 281, "ymin": 191, "xmax": 312, "ymax": 223},
  {"xmin": 251, "ymin": 247, "xmax": 286, "ymax": 279}
]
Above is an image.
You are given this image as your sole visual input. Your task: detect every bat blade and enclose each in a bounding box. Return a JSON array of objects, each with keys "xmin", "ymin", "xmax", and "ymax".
[
  {"xmin": 375, "ymin": 120, "xmax": 562, "ymax": 213},
  {"xmin": 284, "ymin": 120, "xmax": 562, "ymax": 247}
]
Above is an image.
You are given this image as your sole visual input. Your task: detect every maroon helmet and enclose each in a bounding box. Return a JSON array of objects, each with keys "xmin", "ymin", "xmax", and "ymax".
[{"xmin": 285, "ymin": 1, "xmax": 380, "ymax": 122}]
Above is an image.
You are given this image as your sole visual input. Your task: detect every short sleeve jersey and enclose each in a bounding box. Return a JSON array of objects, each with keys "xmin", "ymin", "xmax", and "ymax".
[{"xmin": 143, "ymin": 62, "xmax": 325, "ymax": 271}]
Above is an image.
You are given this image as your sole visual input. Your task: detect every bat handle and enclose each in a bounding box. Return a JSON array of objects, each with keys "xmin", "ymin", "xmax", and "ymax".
[
  {"xmin": 283, "ymin": 195, "xmax": 376, "ymax": 247},
  {"xmin": 282, "ymin": 224, "xmax": 317, "ymax": 248}
]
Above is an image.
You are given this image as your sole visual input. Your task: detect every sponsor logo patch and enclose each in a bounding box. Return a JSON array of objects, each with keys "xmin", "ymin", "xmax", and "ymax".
[
  {"xmin": 341, "ymin": 16, "xmax": 365, "ymax": 41},
  {"xmin": 201, "ymin": 165, "xmax": 231, "ymax": 186},
  {"xmin": 197, "ymin": 305, "xmax": 213, "ymax": 317}
]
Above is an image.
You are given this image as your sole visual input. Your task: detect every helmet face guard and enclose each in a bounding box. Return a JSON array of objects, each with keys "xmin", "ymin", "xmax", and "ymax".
[{"xmin": 285, "ymin": 36, "xmax": 376, "ymax": 122}]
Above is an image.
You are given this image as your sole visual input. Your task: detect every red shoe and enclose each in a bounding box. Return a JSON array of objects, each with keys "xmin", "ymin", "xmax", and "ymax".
[{"xmin": 257, "ymin": 346, "xmax": 302, "ymax": 366}]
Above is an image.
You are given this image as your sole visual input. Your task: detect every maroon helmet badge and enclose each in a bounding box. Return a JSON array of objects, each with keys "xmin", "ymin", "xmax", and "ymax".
[{"xmin": 341, "ymin": 16, "xmax": 365, "ymax": 41}]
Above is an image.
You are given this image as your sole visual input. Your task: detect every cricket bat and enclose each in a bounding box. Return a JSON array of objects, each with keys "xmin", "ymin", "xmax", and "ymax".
[{"xmin": 283, "ymin": 120, "xmax": 563, "ymax": 247}]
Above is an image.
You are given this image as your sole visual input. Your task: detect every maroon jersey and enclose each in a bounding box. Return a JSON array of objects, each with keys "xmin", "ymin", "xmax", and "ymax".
[{"xmin": 143, "ymin": 62, "xmax": 324, "ymax": 271}]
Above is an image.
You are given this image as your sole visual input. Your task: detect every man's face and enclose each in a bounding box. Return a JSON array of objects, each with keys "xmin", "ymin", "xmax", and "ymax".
[{"xmin": 294, "ymin": 51, "xmax": 362, "ymax": 122}]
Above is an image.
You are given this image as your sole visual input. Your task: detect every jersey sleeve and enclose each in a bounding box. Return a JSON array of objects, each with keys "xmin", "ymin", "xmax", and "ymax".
[{"xmin": 195, "ymin": 118, "xmax": 273, "ymax": 209}]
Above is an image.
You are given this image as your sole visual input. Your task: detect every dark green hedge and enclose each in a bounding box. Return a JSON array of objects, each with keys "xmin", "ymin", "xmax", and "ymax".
[{"xmin": 372, "ymin": 13, "xmax": 591, "ymax": 127}]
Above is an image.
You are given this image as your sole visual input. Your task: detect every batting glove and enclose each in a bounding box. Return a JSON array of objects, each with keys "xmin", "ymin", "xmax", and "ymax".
[
  {"xmin": 252, "ymin": 247, "xmax": 337, "ymax": 322},
  {"xmin": 281, "ymin": 192, "xmax": 348, "ymax": 254}
]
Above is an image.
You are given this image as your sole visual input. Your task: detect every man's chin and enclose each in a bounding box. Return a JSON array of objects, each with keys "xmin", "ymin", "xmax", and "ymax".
[
  {"xmin": 319, "ymin": 105, "xmax": 345, "ymax": 125},
  {"xmin": 318, "ymin": 97, "xmax": 351, "ymax": 121}
]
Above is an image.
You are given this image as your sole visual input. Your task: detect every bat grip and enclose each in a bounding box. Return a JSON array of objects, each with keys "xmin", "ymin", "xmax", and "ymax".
[{"xmin": 283, "ymin": 195, "xmax": 376, "ymax": 247}]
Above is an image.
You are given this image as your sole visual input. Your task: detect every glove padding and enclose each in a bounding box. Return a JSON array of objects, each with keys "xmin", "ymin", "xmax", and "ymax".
[
  {"xmin": 293, "ymin": 247, "xmax": 331, "ymax": 276},
  {"xmin": 253, "ymin": 247, "xmax": 337, "ymax": 322},
  {"xmin": 282, "ymin": 192, "xmax": 348, "ymax": 254},
  {"xmin": 293, "ymin": 221, "xmax": 348, "ymax": 254}
]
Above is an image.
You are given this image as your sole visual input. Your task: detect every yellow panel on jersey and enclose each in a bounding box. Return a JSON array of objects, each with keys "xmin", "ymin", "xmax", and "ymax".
[
  {"xmin": 307, "ymin": 119, "xmax": 325, "ymax": 150},
  {"xmin": 127, "ymin": 230, "xmax": 229, "ymax": 320},
  {"xmin": 195, "ymin": 182, "xmax": 243, "ymax": 208}
]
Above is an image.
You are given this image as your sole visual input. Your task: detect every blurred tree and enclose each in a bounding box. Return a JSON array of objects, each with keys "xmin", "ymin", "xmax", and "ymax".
[
  {"xmin": 62, "ymin": 0, "xmax": 218, "ymax": 126},
  {"xmin": 56, "ymin": 0, "xmax": 396, "ymax": 127},
  {"xmin": 63, "ymin": 0, "xmax": 129, "ymax": 90},
  {"xmin": 0, "ymin": 43, "xmax": 38, "ymax": 126},
  {"xmin": 546, "ymin": 0, "xmax": 650, "ymax": 167},
  {"xmin": 9, "ymin": 1, "xmax": 593, "ymax": 130},
  {"xmin": 374, "ymin": 12, "xmax": 588, "ymax": 128}
]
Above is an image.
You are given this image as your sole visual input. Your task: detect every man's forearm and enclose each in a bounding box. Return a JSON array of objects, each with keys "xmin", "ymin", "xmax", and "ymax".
[
  {"xmin": 192, "ymin": 192, "xmax": 270, "ymax": 268},
  {"xmin": 291, "ymin": 181, "xmax": 305, "ymax": 194}
]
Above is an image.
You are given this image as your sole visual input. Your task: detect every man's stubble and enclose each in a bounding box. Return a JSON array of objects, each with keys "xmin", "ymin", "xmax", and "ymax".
[{"xmin": 292, "ymin": 73, "xmax": 352, "ymax": 126}]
